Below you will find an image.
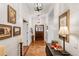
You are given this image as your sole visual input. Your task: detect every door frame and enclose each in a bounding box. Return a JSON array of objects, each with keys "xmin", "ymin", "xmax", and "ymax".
[{"xmin": 23, "ymin": 20, "xmax": 28, "ymax": 46}]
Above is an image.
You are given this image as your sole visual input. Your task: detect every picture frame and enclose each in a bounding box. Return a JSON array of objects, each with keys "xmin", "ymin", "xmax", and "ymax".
[
  {"xmin": 59, "ymin": 10, "xmax": 70, "ymax": 42},
  {"xmin": 13, "ymin": 26, "xmax": 21, "ymax": 36},
  {"xmin": 0, "ymin": 24, "xmax": 12, "ymax": 40},
  {"xmin": 8, "ymin": 5, "xmax": 16, "ymax": 24}
]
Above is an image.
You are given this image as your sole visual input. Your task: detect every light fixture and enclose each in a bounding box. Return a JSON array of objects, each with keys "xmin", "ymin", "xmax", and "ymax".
[
  {"xmin": 34, "ymin": 3, "xmax": 43, "ymax": 12},
  {"xmin": 59, "ymin": 26, "xmax": 69, "ymax": 53}
]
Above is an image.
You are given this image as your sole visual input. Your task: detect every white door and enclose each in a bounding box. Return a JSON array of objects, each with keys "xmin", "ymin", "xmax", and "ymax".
[{"xmin": 23, "ymin": 22, "xmax": 28, "ymax": 46}]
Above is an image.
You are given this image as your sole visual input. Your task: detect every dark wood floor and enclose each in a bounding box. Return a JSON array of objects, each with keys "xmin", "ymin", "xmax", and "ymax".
[{"xmin": 23, "ymin": 39, "xmax": 46, "ymax": 56}]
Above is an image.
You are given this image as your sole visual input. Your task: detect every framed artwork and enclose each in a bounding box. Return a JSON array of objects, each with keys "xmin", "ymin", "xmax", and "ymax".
[
  {"xmin": 0, "ymin": 24, "xmax": 12, "ymax": 40},
  {"xmin": 59, "ymin": 10, "xmax": 70, "ymax": 42},
  {"xmin": 13, "ymin": 26, "xmax": 21, "ymax": 36},
  {"xmin": 8, "ymin": 5, "xmax": 16, "ymax": 24}
]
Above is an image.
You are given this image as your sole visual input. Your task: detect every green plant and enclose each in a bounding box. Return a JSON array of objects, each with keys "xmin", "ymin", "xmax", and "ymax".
[{"xmin": 51, "ymin": 40, "xmax": 58, "ymax": 45}]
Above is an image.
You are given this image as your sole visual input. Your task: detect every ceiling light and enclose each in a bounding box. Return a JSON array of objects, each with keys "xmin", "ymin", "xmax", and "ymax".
[{"xmin": 34, "ymin": 3, "xmax": 43, "ymax": 12}]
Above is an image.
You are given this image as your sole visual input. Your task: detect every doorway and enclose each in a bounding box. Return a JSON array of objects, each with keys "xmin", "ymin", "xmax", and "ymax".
[
  {"xmin": 35, "ymin": 25, "xmax": 44, "ymax": 41},
  {"xmin": 23, "ymin": 20, "xmax": 28, "ymax": 46},
  {"xmin": 22, "ymin": 20, "xmax": 29, "ymax": 56},
  {"xmin": 25, "ymin": 25, "xmax": 46, "ymax": 56}
]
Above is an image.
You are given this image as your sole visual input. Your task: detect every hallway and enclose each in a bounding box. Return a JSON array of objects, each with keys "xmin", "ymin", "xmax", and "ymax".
[
  {"xmin": 0, "ymin": 3, "xmax": 79, "ymax": 56},
  {"xmin": 25, "ymin": 40, "xmax": 46, "ymax": 56}
]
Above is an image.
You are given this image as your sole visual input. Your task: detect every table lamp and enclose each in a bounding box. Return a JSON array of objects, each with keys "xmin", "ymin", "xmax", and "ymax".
[{"xmin": 59, "ymin": 26, "xmax": 69, "ymax": 53}]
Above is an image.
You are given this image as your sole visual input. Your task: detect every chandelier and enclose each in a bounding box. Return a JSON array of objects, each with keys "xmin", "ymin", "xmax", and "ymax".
[{"xmin": 34, "ymin": 3, "xmax": 43, "ymax": 12}]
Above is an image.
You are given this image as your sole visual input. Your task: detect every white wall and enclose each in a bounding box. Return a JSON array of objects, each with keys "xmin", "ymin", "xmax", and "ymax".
[
  {"xmin": 48, "ymin": 4, "xmax": 59, "ymax": 43},
  {"xmin": 21, "ymin": 4, "xmax": 32, "ymax": 46},
  {"xmin": 48, "ymin": 9, "xmax": 54, "ymax": 43},
  {"xmin": 0, "ymin": 3, "xmax": 32, "ymax": 56},
  {"xmin": 48, "ymin": 3, "xmax": 79, "ymax": 56},
  {"xmin": 0, "ymin": 3, "xmax": 23, "ymax": 56},
  {"xmin": 59, "ymin": 3, "xmax": 79, "ymax": 56}
]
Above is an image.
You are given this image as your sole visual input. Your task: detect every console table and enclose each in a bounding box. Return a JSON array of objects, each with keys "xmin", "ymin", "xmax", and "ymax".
[{"xmin": 45, "ymin": 43, "xmax": 71, "ymax": 56}]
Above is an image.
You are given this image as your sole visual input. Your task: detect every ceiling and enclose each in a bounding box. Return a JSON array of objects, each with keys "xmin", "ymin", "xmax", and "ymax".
[{"xmin": 24, "ymin": 3, "xmax": 54, "ymax": 16}]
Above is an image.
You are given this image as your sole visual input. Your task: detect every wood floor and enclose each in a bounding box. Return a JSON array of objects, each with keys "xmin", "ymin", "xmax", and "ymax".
[{"xmin": 24, "ymin": 40, "xmax": 46, "ymax": 56}]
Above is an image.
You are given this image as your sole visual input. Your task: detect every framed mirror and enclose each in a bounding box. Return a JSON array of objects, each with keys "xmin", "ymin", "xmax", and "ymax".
[{"xmin": 59, "ymin": 10, "xmax": 70, "ymax": 42}]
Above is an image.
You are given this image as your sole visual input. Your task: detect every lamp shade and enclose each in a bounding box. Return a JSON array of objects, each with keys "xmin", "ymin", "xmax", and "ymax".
[{"xmin": 59, "ymin": 26, "xmax": 69, "ymax": 37}]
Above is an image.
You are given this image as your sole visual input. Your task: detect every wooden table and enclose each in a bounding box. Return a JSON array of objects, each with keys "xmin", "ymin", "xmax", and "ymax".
[{"xmin": 45, "ymin": 43, "xmax": 71, "ymax": 56}]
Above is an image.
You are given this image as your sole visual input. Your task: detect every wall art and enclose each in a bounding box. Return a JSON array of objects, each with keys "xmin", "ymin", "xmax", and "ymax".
[
  {"xmin": 8, "ymin": 5, "xmax": 16, "ymax": 24},
  {"xmin": 0, "ymin": 24, "xmax": 12, "ymax": 40}
]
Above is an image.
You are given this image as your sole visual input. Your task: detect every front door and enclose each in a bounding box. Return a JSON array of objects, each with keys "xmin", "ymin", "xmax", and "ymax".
[{"xmin": 35, "ymin": 25, "xmax": 44, "ymax": 41}]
